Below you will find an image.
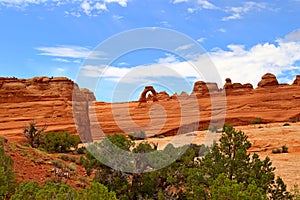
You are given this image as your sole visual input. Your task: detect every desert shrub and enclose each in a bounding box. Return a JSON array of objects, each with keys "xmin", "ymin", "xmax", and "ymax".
[
  {"xmin": 12, "ymin": 181, "xmax": 77, "ymax": 200},
  {"xmin": 128, "ymin": 131, "xmax": 147, "ymax": 140},
  {"xmin": 283, "ymin": 123, "xmax": 290, "ymax": 126},
  {"xmin": 10, "ymin": 181, "xmax": 40, "ymax": 200},
  {"xmin": 60, "ymin": 155, "xmax": 70, "ymax": 161},
  {"xmin": 250, "ymin": 118, "xmax": 263, "ymax": 125},
  {"xmin": 76, "ymin": 182, "xmax": 118, "ymax": 200},
  {"xmin": 70, "ymin": 156, "xmax": 76, "ymax": 163},
  {"xmin": 52, "ymin": 159, "xmax": 63, "ymax": 169},
  {"xmin": 67, "ymin": 163, "xmax": 76, "ymax": 171},
  {"xmin": 23, "ymin": 122, "xmax": 46, "ymax": 148},
  {"xmin": 0, "ymin": 140, "xmax": 17, "ymax": 200},
  {"xmin": 41, "ymin": 132, "xmax": 81, "ymax": 153},
  {"xmin": 76, "ymin": 146, "xmax": 86, "ymax": 155},
  {"xmin": 282, "ymin": 145, "xmax": 288, "ymax": 153}
]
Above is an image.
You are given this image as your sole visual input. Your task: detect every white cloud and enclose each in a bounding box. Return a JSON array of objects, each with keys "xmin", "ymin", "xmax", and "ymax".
[
  {"xmin": 172, "ymin": 0, "xmax": 188, "ymax": 4},
  {"xmin": 81, "ymin": 53, "xmax": 206, "ymax": 84},
  {"xmin": 65, "ymin": 11, "xmax": 81, "ymax": 17},
  {"xmin": 80, "ymin": 1, "xmax": 92, "ymax": 16},
  {"xmin": 80, "ymin": 1, "xmax": 108, "ymax": 16},
  {"xmin": 197, "ymin": 37, "xmax": 206, "ymax": 43},
  {"xmin": 80, "ymin": 33, "xmax": 300, "ymax": 89},
  {"xmin": 112, "ymin": 14, "xmax": 123, "ymax": 20},
  {"xmin": 185, "ymin": 0, "xmax": 218, "ymax": 13},
  {"xmin": 187, "ymin": 7, "xmax": 196, "ymax": 13},
  {"xmin": 103, "ymin": 0, "xmax": 128, "ymax": 7},
  {"xmin": 0, "ymin": 0, "xmax": 127, "ymax": 16},
  {"xmin": 222, "ymin": 13, "xmax": 241, "ymax": 21},
  {"xmin": 160, "ymin": 21, "xmax": 172, "ymax": 27},
  {"xmin": 197, "ymin": 0, "xmax": 218, "ymax": 10},
  {"xmin": 284, "ymin": 29, "xmax": 300, "ymax": 41},
  {"xmin": 218, "ymin": 28, "xmax": 226, "ymax": 33},
  {"xmin": 94, "ymin": 2, "xmax": 107, "ymax": 11},
  {"xmin": 209, "ymin": 39, "xmax": 300, "ymax": 86},
  {"xmin": 36, "ymin": 45, "xmax": 106, "ymax": 59},
  {"xmin": 36, "ymin": 45, "xmax": 92, "ymax": 58},
  {"xmin": 175, "ymin": 43, "xmax": 194, "ymax": 51},
  {"xmin": 222, "ymin": 1, "xmax": 266, "ymax": 21},
  {"xmin": 52, "ymin": 58, "xmax": 71, "ymax": 63},
  {"xmin": 117, "ymin": 62, "xmax": 129, "ymax": 66}
]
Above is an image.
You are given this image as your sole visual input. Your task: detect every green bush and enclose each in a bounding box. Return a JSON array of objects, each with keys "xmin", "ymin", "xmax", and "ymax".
[
  {"xmin": 11, "ymin": 181, "xmax": 77, "ymax": 200},
  {"xmin": 283, "ymin": 123, "xmax": 290, "ymax": 126},
  {"xmin": 77, "ymin": 182, "xmax": 118, "ymax": 200},
  {"xmin": 60, "ymin": 155, "xmax": 70, "ymax": 161},
  {"xmin": 0, "ymin": 140, "xmax": 17, "ymax": 200},
  {"xmin": 11, "ymin": 181, "xmax": 117, "ymax": 200},
  {"xmin": 41, "ymin": 132, "xmax": 81, "ymax": 153},
  {"xmin": 250, "ymin": 118, "xmax": 263, "ymax": 125},
  {"xmin": 128, "ymin": 131, "xmax": 147, "ymax": 140}
]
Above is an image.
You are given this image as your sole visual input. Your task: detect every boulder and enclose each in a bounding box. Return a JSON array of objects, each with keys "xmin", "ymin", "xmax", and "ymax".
[
  {"xmin": 192, "ymin": 81, "xmax": 219, "ymax": 95},
  {"xmin": 223, "ymin": 78, "xmax": 253, "ymax": 91},
  {"xmin": 224, "ymin": 78, "xmax": 233, "ymax": 89},
  {"xmin": 257, "ymin": 73, "xmax": 279, "ymax": 87}
]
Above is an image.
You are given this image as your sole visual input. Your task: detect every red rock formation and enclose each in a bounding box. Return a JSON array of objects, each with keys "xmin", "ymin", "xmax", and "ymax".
[
  {"xmin": 139, "ymin": 86, "xmax": 158, "ymax": 103},
  {"xmin": 223, "ymin": 78, "xmax": 253, "ymax": 91},
  {"xmin": 293, "ymin": 75, "xmax": 300, "ymax": 85},
  {"xmin": 4, "ymin": 74, "xmax": 300, "ymax": 142},
  {"xmin": 224, "ymin": 78, "xmax": 233, "ymax": 89},
  {"xmin": 147, "ymin": 91, "xmax": 170, "ymax": 101},
  {"xmin": 0, "ymin": 76, "xmax": 95, "ymax": 142},
  {"xmin": 257, "ymin": 73, "xmax": 279, "ymax": 87},
  {"xmin": 192, "ymin": 81, "xmax": 219, "ymax": 95}
]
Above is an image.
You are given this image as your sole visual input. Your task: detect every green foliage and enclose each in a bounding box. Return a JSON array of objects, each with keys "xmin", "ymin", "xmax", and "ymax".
[
  {"xmin": 250, "ymin": 118, "xmax": 263, "ymax": 125},
  {"xmin": 0, "ymin": 140, "xmax": 16, "ymax": 200},
  {"xmin": 60, "ymin": 154, "xmax": 70, "ymax": 161},
  {"xmin": 11, "ymin": 181, "xmax": 41, "ymax": 200},
  {"xmin": 106, "ymin": 134, "xmax": 135, "ymax": 151},
  {"xmin": 198, "ymin": 124, "xmax": 290, "ymax": 199},
  {"xmin": 41, "ymin": 132, "xmax": 81, "ymax": 153},
  {"xmin": 269, "ymin": 177, "xmax": 293, "ymax": 200},
  {"xmin": 11, "ymin": 181, "xmax": 77, "ymax": 200},
  {"xmin": 210, "ymin": 173, "xmax": 267, "ymax": 200},
  {"xmin": 23, "ymin": 122, "xmax": 46, "ymax": 148},
  {"xmin": 76, "ymin": 182, "xmax": 118, "ymax": 200},
  {"xmin": 128, "ymin": 131, "xmax": 147, "ymax": 140},
  {"xmin": 79, "ymin": 125, "xmax": 291, "ymax": 200},
  {"xmin": 291, "ymin": 184, "xmax": 300, "ymax": 200}
]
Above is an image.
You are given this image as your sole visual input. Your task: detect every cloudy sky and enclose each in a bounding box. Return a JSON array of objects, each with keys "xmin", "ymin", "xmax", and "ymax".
[{"xmin": 0, "ymin": 0, "xmax": 300, "ymax": 101}]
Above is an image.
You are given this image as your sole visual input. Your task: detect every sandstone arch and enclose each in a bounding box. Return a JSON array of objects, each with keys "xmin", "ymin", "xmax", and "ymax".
[{"xmin": 139, "ymin": 86, "xmax": 158, "ymax": 103}]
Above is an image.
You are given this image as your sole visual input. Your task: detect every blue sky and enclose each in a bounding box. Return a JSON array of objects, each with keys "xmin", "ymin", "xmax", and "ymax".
[{"xmin": 0, "ymin": 0, "xmax": 300, "ymax": 101}]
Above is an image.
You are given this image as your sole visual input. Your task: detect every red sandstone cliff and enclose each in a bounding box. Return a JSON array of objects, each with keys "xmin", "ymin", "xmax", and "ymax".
[{"xmin": 0, "ymin": 76, "xmax": 95, "ymax": 142}]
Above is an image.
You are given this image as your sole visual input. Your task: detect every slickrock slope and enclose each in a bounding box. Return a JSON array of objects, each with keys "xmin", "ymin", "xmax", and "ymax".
[{"xmin": 0, "ymin": 76, "xmax": 95, "ymax": 142}]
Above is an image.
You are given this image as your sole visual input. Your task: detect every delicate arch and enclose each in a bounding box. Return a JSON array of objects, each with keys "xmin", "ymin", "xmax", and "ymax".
[{"xmin": 139, "ymin": 86, "xmax": 158, "ymax": 103}]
